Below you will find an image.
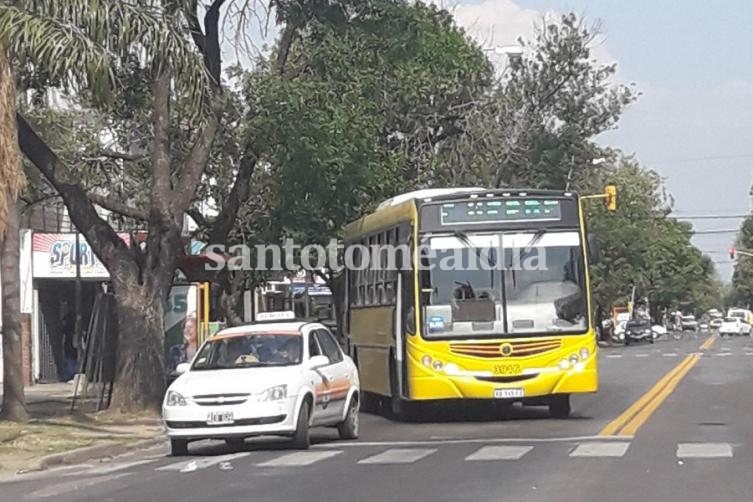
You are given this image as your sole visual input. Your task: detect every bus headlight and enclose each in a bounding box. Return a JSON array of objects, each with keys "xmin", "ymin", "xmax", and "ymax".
[
  {"xmin": 559, "ymin": 359, "xmax": 570, "ymax": 370},
  {"xmin": 579, "ymin": 348, "xmax": 590, "ymax": 360},
  {"xmin": 569, "ymin": 354, "xmax": 579, "ymax": 365},
  {"xmin": 444, "ymin": 363, "xmax": 460, "ymax": 375},
  {"xmin": 421, "ymin": 355, "xmax": 432, "ymax": 367},
  {"xmin": 432, "ymin": 360, "xmax": 444, "ymax": 371}
]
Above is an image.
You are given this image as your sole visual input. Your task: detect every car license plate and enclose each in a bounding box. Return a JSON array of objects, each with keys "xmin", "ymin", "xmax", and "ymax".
[
  {"xmin": 494, "ymin": 388, "xmax": 524, "ymax": 399},
  {"xmin": 207, "ymin": 412, "xmax": 234, "ymax": 425}
]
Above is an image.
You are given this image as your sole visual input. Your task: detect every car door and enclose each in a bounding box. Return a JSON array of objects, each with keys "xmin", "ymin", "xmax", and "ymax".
[
  {"xmin": 313, "ymin": 329, "xmax": 350, "ymax": 423},
  {"xmin": 306, "ymin": 331, "xmax": 330, "ymax": 426}
]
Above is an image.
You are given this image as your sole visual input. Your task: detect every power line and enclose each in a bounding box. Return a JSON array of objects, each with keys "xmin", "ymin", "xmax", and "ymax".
[
  {"xmin": 691, "ymin": 229, "xmax": 739, "ymax": 235},
  {"xmin": 674, "ymin": 214, "xmax": 748, "ymax": 220}
]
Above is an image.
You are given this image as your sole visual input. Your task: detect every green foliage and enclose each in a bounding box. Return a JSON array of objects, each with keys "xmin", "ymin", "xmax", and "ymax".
[
  {"xmin": 441, "ymin": 13, "xmax": 636, "ymax": 189},
  {"xmin": 730, "ymin": 217, "xmax": 753, "ymax": 308},
  {"xmin": 240, "ymin": 0, "xmax": 491, "ymax": 247}
]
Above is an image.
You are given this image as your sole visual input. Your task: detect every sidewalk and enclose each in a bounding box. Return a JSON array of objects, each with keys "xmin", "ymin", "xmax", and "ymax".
[{"xmin": 0, "ymin": 383, "xmax": 165, "ymax": 480}]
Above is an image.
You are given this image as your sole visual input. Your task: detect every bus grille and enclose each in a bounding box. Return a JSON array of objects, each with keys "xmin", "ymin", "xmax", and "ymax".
[{"xmin": 449, "ymin": 339, "xmax": 562, "ymax": 358}]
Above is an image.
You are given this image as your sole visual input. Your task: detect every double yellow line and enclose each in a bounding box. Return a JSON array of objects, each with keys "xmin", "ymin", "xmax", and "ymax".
[{"xmin": 599, "ymin": 335, "xmax": 715, "ymax": 437}]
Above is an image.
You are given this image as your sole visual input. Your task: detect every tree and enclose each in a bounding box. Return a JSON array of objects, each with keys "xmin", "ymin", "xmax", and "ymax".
[
  {"xmin": 0, "ymin": 48, "xmax": 28, "ymax": 421},
  {"xmin": 218, "ymin": 0, "xmax": 492, "ymax": 330},
  {"xmin": 731, "ymin": 216, "xmax": 753, "ymax": 308},
  {"xmin": 1, "ymin": 0, "xmax": 225, "ymax": 412},
  {"xmin": 438, "ymin": 14, "xmax": 636, "ymax": 189}
]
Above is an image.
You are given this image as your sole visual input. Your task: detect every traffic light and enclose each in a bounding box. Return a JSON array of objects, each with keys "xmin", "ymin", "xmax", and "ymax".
[
  {"xmin": 605, "ymin": 184, "xmax": 617, "ymax": 211},
  {"xmin": 730, "ymin": 247, "xmax": 736, "ymax": 259}
]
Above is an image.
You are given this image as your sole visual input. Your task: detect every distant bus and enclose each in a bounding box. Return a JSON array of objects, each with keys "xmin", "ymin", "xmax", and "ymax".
[{"xmin": 342, "ymin": 187, "xmax": 599, "ymax": 419}]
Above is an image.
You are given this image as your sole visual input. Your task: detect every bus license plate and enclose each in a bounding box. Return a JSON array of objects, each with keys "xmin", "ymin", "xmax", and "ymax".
[
  {"xmin": 207, "ymin": 412, "xmax": 234, "ymax": 425},
  {"xmin": 494, "ymin": 388, "xmax": 524, "ymax": 399}
]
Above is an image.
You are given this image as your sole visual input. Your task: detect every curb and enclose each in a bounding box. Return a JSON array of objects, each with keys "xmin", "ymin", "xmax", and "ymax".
[{"xmin": 37, "ymin": 437, "xmax": 166, "ymax": 470}]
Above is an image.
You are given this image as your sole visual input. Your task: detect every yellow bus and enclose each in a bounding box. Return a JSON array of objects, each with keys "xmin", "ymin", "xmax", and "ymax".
[{"xmin": 343, "ymin": 187, "xmax": 603, "ymax": 418}]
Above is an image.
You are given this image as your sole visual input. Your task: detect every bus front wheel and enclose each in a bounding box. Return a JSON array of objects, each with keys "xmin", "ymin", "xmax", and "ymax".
[{"xmin": 549, "ymin": 395, "xmax": 571, "ymax": 418}]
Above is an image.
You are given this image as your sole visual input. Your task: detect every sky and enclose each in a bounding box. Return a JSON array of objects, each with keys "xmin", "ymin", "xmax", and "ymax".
[{"xmin": 437, "ymin": 0, "xmax": 753, "ymax": 281}]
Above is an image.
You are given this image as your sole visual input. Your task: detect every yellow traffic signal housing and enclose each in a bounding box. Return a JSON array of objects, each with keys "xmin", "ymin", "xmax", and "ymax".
[{"xmin": 605, "ymin": 184, "xmax": 617, "ymax": 211}]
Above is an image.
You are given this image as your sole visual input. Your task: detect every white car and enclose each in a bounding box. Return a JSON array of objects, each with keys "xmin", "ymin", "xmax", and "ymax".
[
  {"xmin": 162, "ymin": 313, "xmax": 360, "ymax": 456},
  {"xmin": 719, "ymin": 317, "xmax": 752, "ymax": 336}
]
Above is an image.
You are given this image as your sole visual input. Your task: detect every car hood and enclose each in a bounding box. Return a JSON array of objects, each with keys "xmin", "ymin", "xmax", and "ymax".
[{"xmin": 170, "ymin": 366, "xmax": 301, "ymax": 397}]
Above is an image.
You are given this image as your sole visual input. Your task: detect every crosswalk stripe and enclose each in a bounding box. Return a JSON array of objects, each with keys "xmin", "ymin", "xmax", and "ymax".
[
  {"xmin": 606, "ymin": 354, "xmax": 622, "ymax": 359},
  {"xmin": 257, "ymin": 451, "xmax": 342, "ymax": 467},
  {"xmin": 676, "ymin": 443, "xmax": 733, "ymax": 458},
  {"xmin": 663, "ymin": 353, "xmax": 678, "ymax": 357},
  {"xmin": 156, "ymin": 452, "xmax": 250, "ymax": 472},
  {"xmin": 569, "ymin": 442, "xmax": 630, "ymax": 457},
  {"xmin": 465, "ymin": 445, "xmax": 533, "ymax": 461},
  {"xmin": 358, "ymin": 448, "xmax": 437, "ymax": 464},
  {"xmin": 635, "ymin": 354, "xmax": 649, "ymax": 358}
]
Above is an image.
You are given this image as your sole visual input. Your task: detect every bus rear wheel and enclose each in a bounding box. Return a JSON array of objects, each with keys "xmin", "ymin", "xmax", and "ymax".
[{"xmin": 549, "ymin": 395, "xmax": 571, "ymax": 418}]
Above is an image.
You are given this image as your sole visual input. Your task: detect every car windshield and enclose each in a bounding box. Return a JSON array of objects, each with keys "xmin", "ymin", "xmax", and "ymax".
[
  {"xmin": 724, "ymin": 318, "xmax": 738, "ymax": 323},
  {"xmin": 421, "ymin": 231, "xmax": 587, "ymax": 337},
  {"xmin": 191, "ymin": 333, "xmax": 302, "ymax": 370}
]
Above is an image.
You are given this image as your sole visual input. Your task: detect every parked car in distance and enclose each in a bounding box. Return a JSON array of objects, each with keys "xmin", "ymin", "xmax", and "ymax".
[
  {"xmin": 681, "ymin": 315, "xmax": 699, "ymax": 332},
  {"xmin": 720, "ymin": 317, "xmax": 752, "ymax": 336},
  {"xmin": 710, "ymin": 318, "xmax": 723, "ymax": 330}
]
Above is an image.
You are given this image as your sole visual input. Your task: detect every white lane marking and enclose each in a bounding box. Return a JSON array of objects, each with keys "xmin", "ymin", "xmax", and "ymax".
[
  {"xmin": 315, "ymin": 435, "xmax": 634, "ymax": 448},
  {"xmin": 570, "ymin": 442, "xmax": 631, "ymax": 457},
  {"xmin": 663, "ymin": 353, "xmax": 678, "ymax": 357},
  {"xmin": 257, "ymin": 451, "xmax": 342, "ymax": 467},
  {"xmin": 465, "ymin": 445, "xmax": 533, "ymax": 461},
  {"xmin": 635, "ymin": 353, "xmax": 649, "ymax": 358},
  {"xmin": 358, "ymin": 448, "xmax": 437, "ymax": 464},
  {"xmin": 715, "ymin": 353, "xmax": 733, "ymax": 357},
  {"xmin": 27, "ymin": 473, "xmax": 132, "ymax": 498},
  {"xmin": 156, "ymin": 452, "xmax": 250, "ymax": 472},
  {"xmin": 676, "ymin": 443, "xmax": 733, "ymax": 458},
  {"xmin": 83, "ymin": 459, "xmax": 157, "ymax": 475},
  {"xmin": 606, "ymin": 354, "xmax": 622, "ymax": 359}
]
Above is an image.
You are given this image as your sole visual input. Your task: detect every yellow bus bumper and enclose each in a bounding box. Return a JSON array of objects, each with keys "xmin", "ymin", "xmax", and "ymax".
[{"xmin": 408, "ymin": 367, "xmax": 598, "ymax": 401}]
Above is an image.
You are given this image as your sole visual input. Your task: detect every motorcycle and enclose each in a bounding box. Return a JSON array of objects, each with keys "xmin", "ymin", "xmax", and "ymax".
[{"xmin": 624, "ymin": 317, "xmax": 654, "ymax": 345}]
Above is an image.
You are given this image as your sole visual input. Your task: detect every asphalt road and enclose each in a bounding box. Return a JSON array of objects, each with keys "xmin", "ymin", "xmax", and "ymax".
[{"xmin": 5, "ymin": 333, "xmax": 753, "ymax": 502}]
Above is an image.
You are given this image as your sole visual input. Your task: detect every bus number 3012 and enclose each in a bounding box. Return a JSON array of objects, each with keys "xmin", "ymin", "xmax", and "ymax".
[{"xmin": 493, "ymin": 364, "xmax": 521, "ymax": 376}]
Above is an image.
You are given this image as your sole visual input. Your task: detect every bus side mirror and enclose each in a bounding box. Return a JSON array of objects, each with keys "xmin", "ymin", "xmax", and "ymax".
[{"xmin": 588, "ymin": 234, "xmax": 600, "ymax": 264}]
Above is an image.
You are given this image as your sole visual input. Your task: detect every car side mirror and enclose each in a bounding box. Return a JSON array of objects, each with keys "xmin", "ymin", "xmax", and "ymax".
[
  {"xmin": 176, "ymin": 363, "xmax": 190, "ymax": 375},
  {"xmin": 306, "ymin": 355, "xmax": 330, "ymax": 369},
  {"xmin": 587, "ymin": 234, "xmax": 600, "ymax": 264}
]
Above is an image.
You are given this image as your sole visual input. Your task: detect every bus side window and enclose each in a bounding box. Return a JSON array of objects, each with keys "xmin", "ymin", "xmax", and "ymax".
[{"xmin": 419, "ymin": 246, "xmax": 432, "ymax": 306}]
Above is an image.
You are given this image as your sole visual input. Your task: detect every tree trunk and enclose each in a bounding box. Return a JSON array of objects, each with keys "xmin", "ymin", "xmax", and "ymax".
[
  {"xmin": 107, "ymin": 269, "xmax": 170, "ymax": 413},
  {"xmin": 1, "ymin": 197, "xmax": 29, "ymax": 421}
]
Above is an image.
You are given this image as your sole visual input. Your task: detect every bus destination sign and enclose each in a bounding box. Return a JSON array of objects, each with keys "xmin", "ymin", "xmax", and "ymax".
[{"xmin": 440, "ymin": 198, "xmax": 562, "ymax": 225}]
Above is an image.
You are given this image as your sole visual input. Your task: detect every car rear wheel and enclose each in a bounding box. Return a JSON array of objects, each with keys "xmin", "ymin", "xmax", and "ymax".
[
  {"xmin": 337, "ymin": 395, "xmax": 360, "ymax": 440},
  {"xmin": 291, "ymin": 401, "xmax": 311, "ymax": 449},
  {"xmin": 170, "ymin": 439, "xmax": 189, "ymax": 456}
]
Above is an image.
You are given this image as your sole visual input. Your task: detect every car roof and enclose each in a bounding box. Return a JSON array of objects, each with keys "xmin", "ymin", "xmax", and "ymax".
[{"xmin": 213, "ymin": 321, "xmax": 311, "ymax": 338}]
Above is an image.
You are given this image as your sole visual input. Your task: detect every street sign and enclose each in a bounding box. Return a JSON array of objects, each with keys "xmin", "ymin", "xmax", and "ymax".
[{"xmin": 256, "ymin": 311, "xmax": 296, "ymax": 321}]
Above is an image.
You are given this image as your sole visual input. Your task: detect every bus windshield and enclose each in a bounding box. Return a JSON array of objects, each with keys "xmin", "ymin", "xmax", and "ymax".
[{"xmin": 421, "ymin": 231, "xmax": 587, "ymax": 338}]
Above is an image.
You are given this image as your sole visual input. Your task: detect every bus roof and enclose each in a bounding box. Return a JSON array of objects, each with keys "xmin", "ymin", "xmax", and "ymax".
[
  {"xmin": 376, "ymin": 188, "xmax": 485, "ymax": 210},
  {"xmin": 344, "ymin": 188, "xmax": 580, "ymax": 240}
]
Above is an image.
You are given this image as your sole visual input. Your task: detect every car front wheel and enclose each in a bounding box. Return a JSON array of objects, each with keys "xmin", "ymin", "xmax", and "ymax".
[
  {"xmin": 337, "ymin": 395, "xmax": 360, "ymax": 440},
  {"xmin": 291, "ymin": 401, "xmax": 311, "ymax": 449}
]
